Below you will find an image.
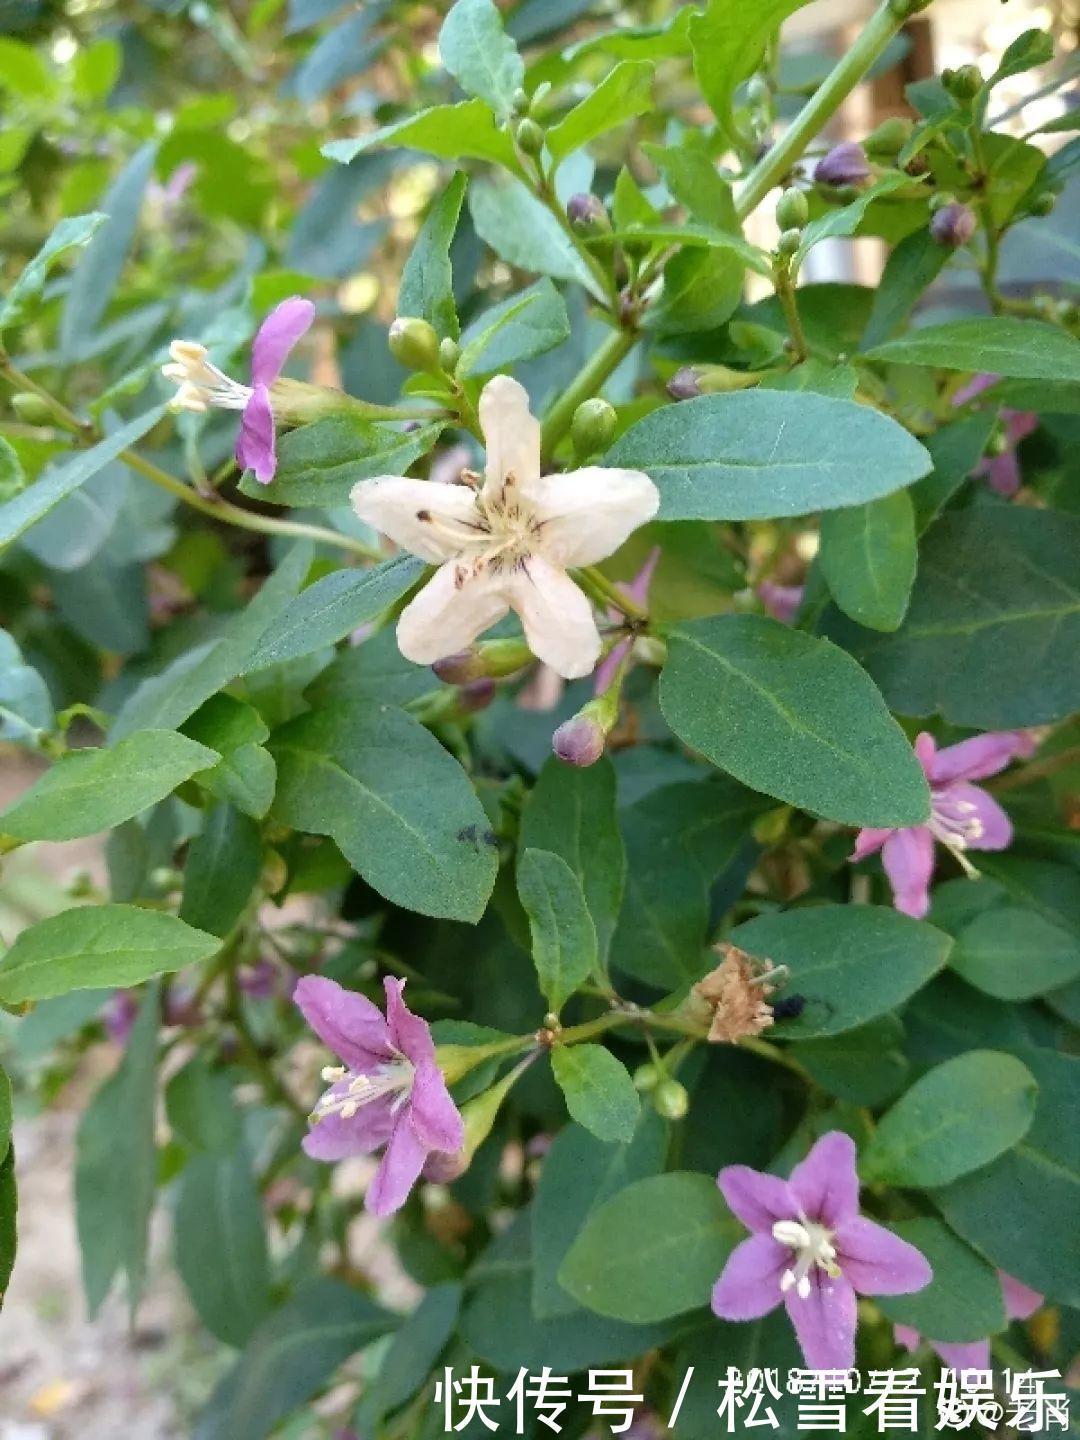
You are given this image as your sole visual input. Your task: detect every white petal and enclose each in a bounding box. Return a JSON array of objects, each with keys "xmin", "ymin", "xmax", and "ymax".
[
  {"xmin": 507, "ymin": 556, "xmax": 600, "ymax": 680},
  {"xmin": 396, "ymin": 561, "xmax": 510, "ymax": 664},
  {"xmin": 350, "ymin": 476, "xmax": 485, "ymax": 564},
  {"xmin": 531, "ymin": 466, "xmax": 660, "ymax": 567},
  {"xmin": 478, "ymin": 375, "xmax": 541, "ymax": 502}
]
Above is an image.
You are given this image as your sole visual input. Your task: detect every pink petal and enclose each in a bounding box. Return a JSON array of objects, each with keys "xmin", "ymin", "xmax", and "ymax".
[
  {"xmin": 789, "ymin": 1131, "xmax": 860, "ymax": 1228},
  {"xmin": 950, "ymin": 782, "xmax": 1012, "ymax": 851},
  {"xmin": 302, "ymin": 1093, "xmax": 396, "ymax": 1161},
  {"xmin": 251, "ymin": 296, "xmax": 315, "ymax": 386},
  {"xmin": 626, "ymin": 546, "xmax": 662, "ymax": 607},
  {"xmin": 894, "ymin": 1323, "xmax": 921, "ymax": 1354},
  {"xmin": 711, "ymin": 1235, "xmax": 787, "ymax": 1321},
  {"xmin": 834, "ymin": 1216, "xmax": 933, "ymax": 1296},
  {"xmin": 718, "ymin": 1165, "xmax": 798, "ymax": 1233},
  {"xmin": 367, "ymin": 1112, "xmax": 428, "ymax": 1217},
  {"xmin": 293, "ymin": 975, "xmax": 392, "ymax": 1071},
  {"xmin": 784, "ymin": 1272, "xmax": 858, "ymax": 1370},
  {"xmin": 851, "ymin": 827, "xmax": 892, "ymax": 863},
  {"xmin": 409, "ymin": 1058, "xmax": 464, "ymax": 1154},
  {"xmin": 952, "ymin": 373, "xmax": 999, "ymax": 406},
  {"xmin": 985, "ymin": 452, "xmax": 1020, "ymax": 497},
  {"xmin": 236, "ymin": 383, "xmax": 277, "ymax": 484},
  {"xmin": 914, "ymin": 732, "xmax": 937, "ymax": 776},
  {"xmin": 934, "ymin": 1339, "xmax": 991, "ymax": 1369},
  {"xmin": 882, "ymin": 827, "xmax": 936, "ymax": 919},
  {"xmin": 593, "ymin": 637, "xmax": 631, "ymax": 696},
  {"xmin": 383, "ymin": 977, "xmax": 435, "ymax": 1064},
  {"xmin": 1001, "ymin": 1271, "xmax": 1043, "ymax": 1321},
  {"xmin": 758, "ymin": 582, "xmax": 804, "ymax": 625},
  {"xmin": 929, "ymin": 731, "xmax": 1032, "ymax": 784}
]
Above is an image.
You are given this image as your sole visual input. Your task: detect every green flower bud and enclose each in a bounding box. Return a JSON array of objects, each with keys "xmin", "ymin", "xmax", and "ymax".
[
  {"xmin": 752, "ymin": 805, "xmax": 792, "ymax": 845},
  {"xmin": 388, "ymin": 316, "xmax": 440, "ymax": 373},
  {"xmin": 439, "ymin": 336, "xmax": 461, "ymax": 372},
  {"xmin": 945, "ymin": 63, "xmax": 983, "ymax": 101},
  {"xmin": 747, "ymin": 77, "xmax": 770, "ymax": 106},
  {"xmin": 864, "ymin": 116, "xmax": 913, "ymax": 158},
  {"xmin": 633, "ymin": 1062, "xmax": 661, "ymax": 1092},
  {"xmin": 570, "ymin": 397, "xmax": 617, "ymax": 459},
  {"xmin": 775, "ymin": 187, "xmax": 809, "ymax": 231},
  {"xmin": 653, "ymin": 1078, "xmax": 689, "ymax": 1120},
  {"xmin": 566, "ymin": 192, "xmax": 611, "ymax": 234},
  {"xmin": 433, "ymin": 637, "xmax": 534, "ymax": 684},
  {"xmin": 515, "ymin": 117, "xmax": 544, "ymax": 156},
  {"xmin": 1029, "ymin": 191, "xmax": 1056, "ymax": 217},
  {"xmin": 929, "ymin": 191, "xmax": 956, "ymax": 213},
  {"xmin": 511, "ymin": 87, "xmax": 529, "ymax": 116},
  {"xmin": 10, "ymin": 392, "xmax": 52, "ymax": 425},
  {"xmin": 776, "ymin": 228, "xmax": 801, "ymax": 257}
]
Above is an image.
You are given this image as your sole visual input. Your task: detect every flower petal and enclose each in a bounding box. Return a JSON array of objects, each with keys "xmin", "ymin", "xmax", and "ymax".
[
  {"xmin": 478, "ymin": 375, "xmax": 541, "ymax": 500},
  {"xmin": 350, "ymin": 475, "xmax": 486, "ymax": 564},
  {"xmin": 383, "ymin": 977, "xmax": 435, "ymax": 1064},
  {"xmin": 302, "ymin": 1092, "xmax": 396, "ymax": 1162},
  {"xmin": 784, "ymin": 1272, "xmax": 858, "ymax": 1370},
  {"xmin": 951, "ymin": 782, "xmax": 1012, "ymax": 851},
  {"xmin": 914, "ymin": 731, "xmax": 937, "ymax": 776},
  {"xmin": 396, "ymin": 562, "xmax": 510, "ymax": 665},
  {"xmin": 250, "ymin": 296, "xmax": 315, "ymax": 386},
  {"xmin": 834, "ymin": 1215, "xmax": 933, "ymax": 1296},
  {"xmin": 719, "ymin": 1165, "xmax": 798, "ymax": 1233},
  {"xmin": 929, "ymin": 731, "xmax": 1032, "ymax": 784},
  {"xmin": 528, "ymin": 466, "xmax": 660, "ymax": 566},
  {"xmin": 882, "ymin": 827, "xmax": 936, "ymax": 919},
  {"xmin": 894, "ymin": 1323, "xmax": 921, "ymax": 1354},
  {"xmin": 711, "ymin": 1235, "xmax": 787, "ymax": 1321},
  {"xmin": 985, "ymin": 451, "xmax": 1021, "ymax": 497},
  {"xmin": 367, "ymin": 1113, "xmax": 429, "ymax": 1217},
  {"xmin": 236, "ymin": 383, "xmax": 277, "ymax": 484},
  {"xmin": 506, "ymin": 555, "xmax": 600, "ymax": 680},
  {"xmin": 593, "ymin": 637, "xmax": 631, "ymax": 696},
  {"xmin": 789, "ymin": 1131, "xmax": 860, "ymax": 1227},
  {"xmin": 934, "ymin": 1339, "xmax": 992, "ymax": 1369},
  {"xmin": 293, "ymin": 975, "xmax": 392, "ymax": 1070},
  {"xmin": 410, "ymin": 1059, "xmax": 465, "ymax": 1153},
  {"xmin": 1001, "ymin": 1270, "xmax": 1043, "ymax": 1321},
  {"xmin": 851, "ymin": 827, "xmax": 892, "ymax": 863}
]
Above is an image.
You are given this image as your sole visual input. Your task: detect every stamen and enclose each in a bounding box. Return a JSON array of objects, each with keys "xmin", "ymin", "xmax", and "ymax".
[{"xmin": 772, "ymin": 1220, "xmax": 811, "ymax": 1248}]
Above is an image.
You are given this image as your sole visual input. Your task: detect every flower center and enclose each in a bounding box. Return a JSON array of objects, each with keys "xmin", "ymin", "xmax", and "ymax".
[
  {"xmin": 927, "ymin": 785, "xmax": 984, "ymax": 876},
  {"xmin": 419, "ymin": 471, "xmax": 544, "ymax": 577},
  {"xmin": 162, "ymin": 340, "xmax": 252, "ymax": 413},
  {"xmin": 772, "ymin": 1218, "xmax": 840, "ymax": 1299},
  {"xmin": 310, "ymin": 1056, "xmax": 414, "ymax": 1124}
]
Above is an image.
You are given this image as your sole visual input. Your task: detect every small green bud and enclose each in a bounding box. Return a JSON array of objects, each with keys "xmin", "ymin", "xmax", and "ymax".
[
  {"xmin": 433, "ymin": 637, "xmax": 534, "ymax": 683},
  {"xmin": 515, "ymin": 117, "xmax": 544, "ymax": 156},
  {"xmin": 776, "ymin": 228, "xmax": 801, "ymax": 258},
  {"xmin": 438, "ymin": 336, "xmax": 461, "ymax": 372},
  {"xmin": 570, "ymin": 397, "xmax": 617, "ymax": 459},
  {"xmin": 653, "ymin": 1078, "xmax": 689, "ymax": 1120},
  {"xmin": 775, "ymin": 187, "xmax": 809, "ymax": 231},
  {"xmin": 388, "ymin": 316, "xmax": 440, "ymax": 372},
  {"xmin": 11, "ymin": 392, "xmax": 53, "ymax": 424},
  {"xmin": 511, "ymin": 87, "xmax": 529, "ymax": 116},
  {"xmin": 747, "ymin": 76, "xmax": 770, "ymax": 106},
  {"xmin": 1029, "ymin": 191, "xmax": 1056, "ymax": 217},
  {"xmin": 929, "ymin": 191, "xmax": 955, "ymax": 213},
  {"xmin": 864, "ymin": 116, "xmax": 913, "ymax": 158},
  {"xmin": 752, "ymin": 805, "xmax": 792, "ymax": 845},
  {"xmin": 633, "ymin": 1062, "xmax": 661, "ymax": 1093},
  {"xmin": 528, "ymin": 81, "xmax": 551, "ymax": 116},
  {"xmin": 945, "ymin": 63, "xmax": 983, "ymax": 101}
]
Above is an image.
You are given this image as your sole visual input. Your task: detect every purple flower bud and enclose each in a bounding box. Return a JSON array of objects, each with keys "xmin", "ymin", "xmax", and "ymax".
[
  {"xmin": 459, "ymin": 678, "xmax": 495, "ymax": 713},
  {"xmin": 814, "ymin": 141, "xmax": 871, "ymax": 188},
  {"xmin": 930, "ymin": 201, "xmax": 977, "ymax": 247},
  {"xmin": 103, "ymin": 990, "xmax": 139, "ymax": 1046},
  {"xmin": 432, "ymin": 650, "xmax": 482, "ymax": 684},
  {"xmin": 552, "ymin": 714, "xmax": 606, "ymax": 767},
  {"xmin": 164, "ymin": 986, "xmax": 202, "ymax": 1028},
  {"xmin": 566, "ymin": 192, "xmax": 607, "ymax": 227},
  {"xmin": 667, "ymin": 366, "xmax": 702, "ymax": 401}
]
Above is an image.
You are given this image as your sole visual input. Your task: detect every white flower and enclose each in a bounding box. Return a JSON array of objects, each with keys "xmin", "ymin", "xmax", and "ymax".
[{"xmin": 350, "ymin": 376, "xmax": 659, "ymax": 679}]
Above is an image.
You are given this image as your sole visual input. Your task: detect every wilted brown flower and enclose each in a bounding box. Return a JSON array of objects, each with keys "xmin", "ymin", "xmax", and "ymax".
[{"xmin": 692, "ymin": 944, "xmax": 783, "ymax": 1044}]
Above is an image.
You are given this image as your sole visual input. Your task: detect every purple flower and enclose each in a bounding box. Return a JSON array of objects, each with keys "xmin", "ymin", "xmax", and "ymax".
[
  {"xmin": 930, "ymin": 201, "xmax": 977, "ymax": 248},
  {"xmin": 852, "ymin": 730, "xmax": 1034, "ymax": 918},
  {"xmin": 814, "ymin": 142, "xmax": 872, "ymax": 188},
  {"xmin": 103, "ymin": 989, "xmax": 138, "ymax": 1045},
  {"xmin": 294, "ymin": 975, "xmax": 464, "ymax": 1218},
  {"xmin": 593, "ymin": 546, "xmax": 660, "ymax": 695},
  {"xmin": 162, "ymin": 296, "xmax": 315, "ymax": 485},
  {"xmin": 895, "ymin": 1270, "xmax": 1043, "ymax": 1369},
  {"xmin": 758, "ymin": 581, "xmax": 804, "ymax": 625},
  {"xmin": 239, "ymin": 957, "xmax": 296, "ymax": 1000},
  {"xmin": 712, "ymin": 1131, "xmax": 932, "ymax": 1369},
  {"xmin": 953, "ymin": 374, "xmax": 1038, "ymax": 497}
]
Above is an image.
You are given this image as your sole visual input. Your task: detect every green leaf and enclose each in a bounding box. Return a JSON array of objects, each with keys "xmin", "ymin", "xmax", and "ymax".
[
  {"xmin": 519, "ymin": 756, "xmax": 625, "ymax": 962},
  {"xmin": 166, "ymin": 1057, "xmax": 244, "ymax": 1154},
  {"xmin": 457, "ymin": 277, "xmax": 571, "ymax": 377},
  {"xmin": 358, "ymin": 1283, "xmax": 462, "ymax": 1430},
  {"xmin": 690, "ymin": 0, "xmax": 814, "ymax": 143},
  {"xmin": 649, "ymin": 246, "xmax": 744, "ymax": 336},
  {"xmin": 197, "ymin": 1279, "xmax": 396, "ymax": 1440},
  {"xmin": 551, "ymin": 1044, "xmax": 640, "ymax": 1143},
  {"xmin": 60, "ymin": 143, "xmax": 158, "ymax": 358},
  {"xmin": 990, "ymin": 28, "xmax": 1053, "ymax": 85},
  {"xmin": 605, "ymin": 391, "xmax": 931, "ymax": 521},
  {"xmin": 729, "ymin": 904, "xmax": 951, "ymax": 1038},
  {"xmin": 323, "ymin": 99, "xmax": 521, "ymax": 172},
  {"xmin": 0, "ymin": 628, "xmax": 53, "ymax": 749},
  {"xmin": 796, "ymin": 173, "xmax": 913, "ymax": 267},
  {"xmin": 398, "ymin": 174, "xmax": 467, "ymax": 340},
  {"xmin": 868, "ymin": 317, "xmax": 1080, "ymax": 381},
  {"xmin": 517, "ymin": 848, "xmax": 598, "ymax": 1014},
  {"xmin": 0, "ymin": 906, "xmax": 217, "ymax": 1004},
  {"xmin": 175, "ymin": 1149, "xmax": 271, "ymax": 1348},
  {"xmin": 860, "ymin": 1050, "xmax": 1038, "ymax": 1187},
  {"xmin": 547, "ymin": 60, "xmax": 654, "ymax": 165},
  {"xmin": 908, "ymin": 411, "xmax": 996, "ymax": 534},
  {"xmin": 950, "ymin": 904, "xmax": 1080, "ymax": 1001},
  {"xmin": 470, "ymin": 177, "xmax": 607, "ymax": 301},
  {"xmin": 875, "ymin": 1218, "xmax": 1006, "ymax": 1343},
  {"xmin": 793, "ymin": 1017, "xmax": 908, "ymax": 1106},
  {"xmin": 660, "ymin": 614, "xmax": 930, "ymax": 827},
  {"xmin": 0, "ymin": 36, "xmax": 58, "ymax": 99},
  {"xmin": 241, "ymin": 419, "xmax": 442, "ymax": 507},
  {"xmin": 559, "ymin": 1172, "xmax": 738, "ymax": 1323},
  {"xmin": 0, "ymin": 1068, "xmax": 9, "ymax": 1167},
  {"xmin": 819, "ymin": 490, "xmax": 916, "ymax": 632},
  {"xmin": 307, "ymin": 627, "xmax": 440, "ymax": 710},
  {"xmin": 75, "ymin": 989, "xmax": 158, "ymax": 1315},
  {"xmin": 0, "ymin": 729, "xmax": 217, "ymax": 842},
  {"xmin": 644, "ymin": 142, "xmax": 737, "ymax": 232},
  {"xmin": 270, "ymin": 701, "xmax": 497, "ymax": 922},
  {"xmin": 183, "ymin": 695, "xmax": 276, "ymax": 821},
  {"xmin": 0, "ymin": 1145, "xmax": 14, "ymax": 1309},
  {"xmin": 180, "ymin": 805, "xmax": 263, "ymax": 939},
  {"xmin": 0, "ymin": 213, "xmax": 107, "ymax": 331},
  {"xmin": 0, "ymin": 407, "xmax": 165, "ymax": 550},
  {"xmin": 244, "ymin": 554, "xmax": 423, "ymax": 672},
  {"xmin": 439, "ymin": 0, "xmax": 524, "ymax": 123},
  {"xmin": 832, "ymin": 507, "xmax": 1080, "ymax": 728},
  {"xmin": 860, "ymin": 227, "xmax": 950, "ymax": 351}
]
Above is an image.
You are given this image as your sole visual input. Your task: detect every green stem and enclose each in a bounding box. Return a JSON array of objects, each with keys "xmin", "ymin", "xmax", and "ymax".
[
  {"xmin": 574, "ymin": 564, "xmax": 649, "ymax": 623},
  {"xmin": 773, "ymin": 260, "xmax": 810, "ymax": 362},
  {"xmin": 540, "ymin": 326, "xmax": 638, "ymax": 456}
]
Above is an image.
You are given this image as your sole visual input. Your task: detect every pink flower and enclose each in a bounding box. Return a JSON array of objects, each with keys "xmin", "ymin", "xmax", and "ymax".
[
  {"xmin": 102, "ymin": 989, "xmax": 138, "ymax": 1045},
  {"xmin": 953, "ymin": 374, "xmax": 1038, "ymax": 497},
  {"xmin": 294, "ymin": 975, "xmax": 464, "ymax": 1218},
  {"xmin": 894, "ymin": 1270, "xmax": 1043, "ymax": 1369},
  {"xmin": 593, "ymin": 546, "xmax": 661, "ymax": 695},
  {"xmin": 758, "ymin": 581, "xmax": 804, "ymax": 625},
  {"xmin": 712, "ymin": 1131, "xmax": 932, "ymax": 1369},
  {"xmin": 851, "ymin": 730, "xmax": 1034, "ymax": 919},
  {"xmin": 162, "ymin": 296, "xmax": 315, "ymax": 485}
]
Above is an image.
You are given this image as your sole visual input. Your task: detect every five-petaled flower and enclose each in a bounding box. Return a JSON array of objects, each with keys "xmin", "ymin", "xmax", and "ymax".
[
  {"xmin": 294, "ymin": 974, "xmax": 464, "ymax": 1217},
  {"xmin": 712, "ymin": 1130, "xmax": 932, "ymax": 1369},
  {"xmin": 895, "ymin": 1270, "xmax": 1043, "ymax": 1369},
  {"xmin": 350, "ymin": 375, "xmax": 659, "ymax": 679},
  {"xmin": 162, "ymin": 295, "xmax": 315, "ymax": 485},
  {"xmin": 851, "ymin": 730, "xmax": 1034, "ymax": 919}
]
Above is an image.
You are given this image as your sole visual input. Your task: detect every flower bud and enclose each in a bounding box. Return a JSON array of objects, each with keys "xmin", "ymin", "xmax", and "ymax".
[
  {"xmin": 515, "ymin": 117, "xmax": 544, "ymax": 156},
  {"xmin": 439, "ymin": 337, "xmax": 461, "ymax": 372},
  {"xmin": 566, "ymin": 192, "xmax": 610, "ymax": 233},
  {"xmin": 776, "ymin": 228, "xmax": 801, "ymax": 258},
  {"xmin": 746, "ymin": 76, "xmax": 770, "ymax": 107},
  {"xmin": 458, "ymin": 678, "xmax": 495, "ymax": 713},
  {"xmin": 511, "ymin": 87, "xmax": 529, "ymax": 116},
  {"xmin": 653, "ymin": 1078, "xmax": 689, "ymax": 1120},
  {"xmin": 11, "ymin": 392, "xmax": 52, "ymax": 424},
  {"xmin": 944, "ymin": 63, "xmax": 982, "ymax": 101},
  {"xmin": 633, "ymin": 1062, "xmax": 661, "ymax": 1092},
  {"xmin": 388, "ymin": 316, "xmax": 440, "ymax": 372},
  {"xmin": 432, "ymin": 636, "xmax": 534, "ymax": 683},
  {"xmin": 864, "ymin": 116, "xmax": 913, "ymax": 158},
  {"xmin": 775, "ymin": 186, "xmax": 809, "ymax": 231},
  {"xmin": 552, "ymin": 712, "xmax": 606, "ymax": 768},
  {"xmin": 930, "ymin": 200, "xmax": 976, "ymax": 248},
  {"xmin": 570, "ymin": 397, "xmax": 617, "ymax": 459},
  {"xmin": 1029, "ymin": 191, "xmax": 1056, "ymax": 217},
  {"xmin": 667, "ymin": 366, "xmax": 702, "ymax": 401},
  {"xmin": 814, "ymin": 141, "xmax": 871, "ymax": 188}
]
